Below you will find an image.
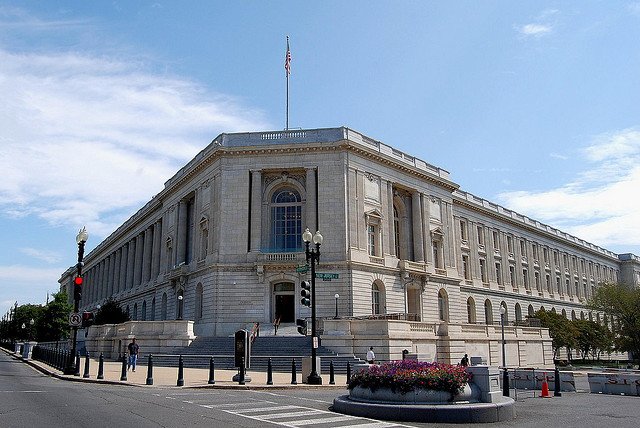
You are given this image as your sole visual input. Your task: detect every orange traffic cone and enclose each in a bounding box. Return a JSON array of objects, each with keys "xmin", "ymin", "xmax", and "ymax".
[{"xmin": 540, "ymin": 372, "xmax": 551, "ymax": 398}]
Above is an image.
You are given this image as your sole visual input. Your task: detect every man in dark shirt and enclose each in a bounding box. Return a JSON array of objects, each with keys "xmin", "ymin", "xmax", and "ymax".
[{"xmin": 127, "ymin": 338, "xmax": 139, "ymax": 371}]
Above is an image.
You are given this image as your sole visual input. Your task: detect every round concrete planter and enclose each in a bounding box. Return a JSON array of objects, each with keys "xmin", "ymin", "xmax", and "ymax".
[{"xmin": 349, "ymin": 383, "xmax": 479, "ymax": 404}]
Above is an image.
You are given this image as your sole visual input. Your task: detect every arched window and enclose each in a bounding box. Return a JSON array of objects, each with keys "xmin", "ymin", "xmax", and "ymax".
[
  {"xmin": 580, "ymin": 311, "xmax": 585, "ymax": 320},
  {"xmin": 561, "ymin": 308, "xmax": 567, "ymax": 319},
  {"xmin": 126, "ymin": 305, "xmax": 130, "ymax": 317},
  {"xmin": 438, "ymin": 289, "xmax": 449, "ymax": 321},
  {"xmin": 176, "ymin": 289, "xmax": 184, "ymax": 320},
  {"xmin": 371, "ymin": 281, "xmax": 385, "ymax": 315},
  {"xmin": 551, "ymin": 307, "xmax": 556, "ymax": 314},
  {"xmin": 195, "ymin": 283, "xmax": 204, "ymax": 321},
  {"xmin": 270, "ymin": 188, "xmax": 302, "ymax": 252},
  {"xmin": 133, "ymin": 303, "xmax": 138, "ymax": 320},
  {"xmin": 515, "ymin": 303, "xmax": 522, "ymax": 324},
  {"xmin": 151, "ymin": 297, "xmax": 156, "ymax": 321},
  {"xmin": 528, "ymin": 304, "xmax": 535, "ymax": 318},
  {"xmin": 571, "ymin": 310, "xmax": 576, "ymax": 321},
  {"xmin": 141, "ymin": 300, "xmax": 147, "ymax": 321},
  {"xmin": 484, "ymin": 299, "xmax": 493, "ymax": 325},
  {"xmin": 161, "ymin": 293, "xmax": 168, "ymax": 320},
  {"xmin": 500, "ymin": 301, "xmax": 508, "ymax": 324},
  {"xmin": 467, "ymin": 297, "xmax": 476, "ymax": 324}
]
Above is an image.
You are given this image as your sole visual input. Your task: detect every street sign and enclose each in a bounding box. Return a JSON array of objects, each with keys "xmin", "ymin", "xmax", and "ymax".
[
  {"xmin": 315, "ymin": 273, "xmax": 339, "ymax": 281},
  {"xmin": 295, "ymin": 264, "xmax": 308, "ymax": 273},
  {"xmin": 68, "ymin": 312, "xmax": 81, "ymax": 327}
]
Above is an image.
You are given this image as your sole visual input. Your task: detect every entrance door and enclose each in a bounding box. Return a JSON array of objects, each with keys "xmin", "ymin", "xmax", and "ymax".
[{"xmin": 273, "ymin": 282, "xmax": 295, "ymax": 323}]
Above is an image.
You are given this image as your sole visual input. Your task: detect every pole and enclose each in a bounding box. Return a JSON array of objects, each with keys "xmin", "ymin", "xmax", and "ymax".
[
  {"xmin": 306, "ymin": 241, "xmax": 322, "ymax": 384},
  {"xmin": 285, "ymin": 36, "xmax": 290, "ymax": 130},
  {"xmin": 501, "ymin": 312, "xmax": 510, "ymax": 397}
]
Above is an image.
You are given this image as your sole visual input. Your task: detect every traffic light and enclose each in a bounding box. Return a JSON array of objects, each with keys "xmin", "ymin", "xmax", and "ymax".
[
  {"xmin": 81, "ymin": 311, "xmax": 95, "ymax": 328},
  {"xmin": 296, "ymin": 318, "xmax": 307, "ymax": 336},
  {"xmin": 73, "ymin": 275, "xmax": 83, "ymax": 302},
  {"xmin": 300, "ymin": 280, "xmax": 311, "ymax": 307}
]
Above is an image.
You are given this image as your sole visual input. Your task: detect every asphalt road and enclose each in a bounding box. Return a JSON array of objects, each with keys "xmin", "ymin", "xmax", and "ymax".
[{"xmin": 2, "ymin": 352, "xmax": 639, "ymax": 428}]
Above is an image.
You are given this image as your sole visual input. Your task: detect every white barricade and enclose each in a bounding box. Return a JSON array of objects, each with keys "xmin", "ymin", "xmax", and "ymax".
[{"xmin": 588, "ymin": 372, "xmax": 640, "ymax": 396}]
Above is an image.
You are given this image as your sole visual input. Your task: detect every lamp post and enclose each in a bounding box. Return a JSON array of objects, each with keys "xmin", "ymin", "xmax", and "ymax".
[
  {"xmin": 65, "ymin": 226, "xmax": 88, "ymax": 375},
  {"xmin": 29, "ymin": 318, "xmax": 34, "ymax": 341},
  {"xmin": 334, "ymin": 294, "xmax": 339, "ymax": 319},
  {"xmin": 303, "ymin": 228, "xmax": 323, "ymax": 385},
  {"xmin": 499, "ymin": 305, "xmax": 510, "ymax": 397}
]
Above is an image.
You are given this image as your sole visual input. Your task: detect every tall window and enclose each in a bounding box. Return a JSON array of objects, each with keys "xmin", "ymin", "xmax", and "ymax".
[
  {"xmin": 133, "ymin": 303, "xmax": 138, "ymax": 321},
  {"xmin": 368, "ymin": 224, "xmax": 378, "ymax": 256},
  {"xmin": 185, "ymin": 197, "xmax": 195, "ymax": 264},
  {"xmin": 484, "ymin": 300, "xmax": 493, "ymax": 325},
  {"xmin": 495, "ymin": 262, "xmax": 502, "ymax": 285},
  {"xmin": 151, "ymin": 297, "xmax": 156, "ymax": 321},
  {"xmin": 467, "ymin": 297, "xmax": 476, "ymax": 323},
  {"xmin": 509, "ymin": 265, "xmax": 516, "ymax": 286},
  {"xmin": 195, "ymin": 283, "xmax": 204, "ymax": 321},
  {"xmin": 507, "ymin": 235, "xmax": 513, "ymax": 253},
  {"xmin": 515, "ymin": 303, "xmax": 522, "ymax": 324},
  {"xmin": 479, "ymin": 259, "xmax": 487, "ymax": 282},
  {"xmin": 535, "ymin": 271, "xmax": 540, "ymax": 291},
  {"xmin": 371, "ymin": 282, "xmax": 383, "ymax": 315},
  {"xmin": 161, "ymin": 292, "xmax": 168, "ymax": 320},
  {"xmin": 460, "ymin": 219, "xmax": 468, "ymax": 241},
  {"xmin": 141, "ymin": 300, "xmax": 147, "ymax": 321},
  {"xmin": 523, "ymin": 268, "xmax": 529, "ymax": 289},
  {"xmin": 393, "ymin": 206, "xmax": 401, "ymax": 257},
  {"xmin": 271, "ymin": 188, "xmax": 302, "ymax": 252},
  {"xmin": 438, "ymin": 289, "xmax": 449, "ymax": 321},
  {"xmin": 462, "ymin": 255, "xmax": 470, "ymax": 279},
  {"xmin": 477, "ymin": 225, "xmax": 485, "ymax": 246}
]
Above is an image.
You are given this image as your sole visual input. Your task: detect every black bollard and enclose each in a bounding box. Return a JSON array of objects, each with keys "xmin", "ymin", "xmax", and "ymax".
[
  {"xmin": 97, "ymin": 353, "xmax": 104, "ymax": 379},
  {"xmin": 177, "ymin": 355, "xmax": 184, "ymax": 386},
  {"xmin": 554, "ymin": 366, "xmax": 562, "ymax": 397},
  {"xmin": 329, "ymin": 361, "xmax": 335, "ymax": 385},
  {"xmin": 239, "ymin": 357, "xmax": 246, "ymax": 385},
  {"xmin": 83, "ymin": 353, "xmax": 90, "ymax": 378},
  {"xmin": 502, "ymin": 367, "xmax": 510, "ymax": 397},
  {"xmin": 74, "ymin": 352, "xmax": 81, "ymax": 376},
  {"xmin": 120, "ymin": 353, "xmax": 128, "ymax": 381},
  {"xmin": 346, "ymin": 362, "xmax": 351, "ymax": 384},
  {"xmin": 266, "ymin": 358, "xmax": 273, "ymax": 385},
  {"xmin": 146, "ymin": 354, "xmax": 154, "ymax": 386},
  {"xmin": 291, "ymin": 358, "xmax": 297, "ymax": 385},
  {"xmin": 208, "ymin": 357, "xmax": 215, "ymax": 385}
]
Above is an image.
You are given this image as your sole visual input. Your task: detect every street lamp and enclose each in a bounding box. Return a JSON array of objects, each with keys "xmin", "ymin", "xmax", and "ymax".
[
  {"xmin": 29, "ymin": 318, "xmax": 34, "ymax": 341},
  {"xmin": 334, "ymin": 294, "xmax": 340, "ymax": 319},
  {"xmin": 499, "ymin": 305, "xmax": 510, "ymax": 397},
  {"xmin": 65, "ymin": 226, "xmax": 88, "ymax": 375},
  {"xmin": 303, "ymin": 228, "xmax": 323, "ymax": 385}
]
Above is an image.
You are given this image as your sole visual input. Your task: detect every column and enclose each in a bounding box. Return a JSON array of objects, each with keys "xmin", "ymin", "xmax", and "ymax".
[
  {"xmin": 385, "ymin": 181, "xmax": 395, "ymax": 257},
  {"xmin": 126, "ymin": 238, "xmax": 136, "ymax": 289},
  {"xmin": 250, "ymin": 170, "xmax": 262, "ymax": 252},
  {"xmin": 113, "ymin": 248, "xmax": 121, "ymax": 295},
  {"xmin": 422, "ymin": 194, "xmax": 431, "ymax": 265},
  {"xmin": 120, "ymin": 243, "xmax": 129, "ymax": 292},
  {"xmin": 134, "ymin": 233, "xmax": 144, "ymax": 286},
  {"xmin": 106, "ymin": 254, "xmax": 114, "ymax": 298},
  {"xmin": 412, "ymin": 191, "xmax": 424, "ymax": 263},
  {"xmin": 151, "ymin": 220, "xmax": 162, "ymax": 281},
  {"xmin": 305, "ymin": 168, "xmax": 317, "ymax": 232},
  {"xmin": 176, "ymin": 201, "xmax": 187, "ymax": 265},
  {"xmin": 142, "ymin": 226, "xmax": 153, "ymax": 283}
]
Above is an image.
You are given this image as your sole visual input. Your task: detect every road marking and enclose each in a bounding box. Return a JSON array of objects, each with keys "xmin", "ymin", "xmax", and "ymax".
[
  {"xmin": 292, "ymin": 415, "xmax": 358, "ymax": 426},
  {"xmin": 260, "ymin": 410, "xmax": 326, "ymax": 420},
  {"xmin": 236, "ymin": 405, "xmax": 300, "ymax": 413},
  {"xmin": 0, "ymin": 390, "xmax": 45, "ymax": 393}
]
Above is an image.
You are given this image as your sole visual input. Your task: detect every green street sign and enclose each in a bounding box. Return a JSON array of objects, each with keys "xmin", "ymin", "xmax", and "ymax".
[
  {"xmin": 315, "ymin": 273, "xmax": 339, "ymax": 281},
  {"xmin": 295, "ymin": 264, "xmax": 308, "ymax": 273}
]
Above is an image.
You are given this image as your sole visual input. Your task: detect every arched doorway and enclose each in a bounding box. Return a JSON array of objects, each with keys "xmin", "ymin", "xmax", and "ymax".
[{"xmin": 273, "ymin": 282, "xmax": 295, "ymax": 323}]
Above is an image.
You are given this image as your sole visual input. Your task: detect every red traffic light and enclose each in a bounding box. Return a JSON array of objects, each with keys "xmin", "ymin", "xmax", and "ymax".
[{"xmin": 74, "ymin": 276, "xmax": 83, "ymax": 286}]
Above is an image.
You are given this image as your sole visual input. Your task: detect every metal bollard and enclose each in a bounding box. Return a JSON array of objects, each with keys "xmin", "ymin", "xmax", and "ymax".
[
  {"xmin": 177, "ymin": 355, "xmax": 184, "ymax": 387},
  {"xmin": 83, "ymin": 353, "xmax": 90, "ymax": 378},
  {"xmin": 74, "ymin": 352, "xmax": 81, "ymax": 376},
  {"xmin": 97, "ymin": 353, "xmax": 104, "ymax": 379},
  {"xmin": 266, "ymin": 358, "xmax": 273, "ymax": 385},
  {"xmin": 238, "ymin": 357, "xmax": 246, "ymax": 385},
  {"xmin": 346, "ymin": 362, "xmax": 351, "ymax": 384},
  {"xmin": 329, "ymin": 361, "xmax": 335, "ymax": 385},
  {"xmin": 554, "ymin": 366, "xmax": 562, "ymax": 397},
  {"xmin": 291, "ymin": 358, "xmax": 297, "ymax": 385},
  {"xmin": 120, "ymin": 353, "xmax": 128, "ymax": 381},
  {"xmin": 146, "ymin": 354, "xmax": 154, "ymax": 385},
  {"xmin": 208, "ymin": 357, "xmax": 215, "ymax": 385}
]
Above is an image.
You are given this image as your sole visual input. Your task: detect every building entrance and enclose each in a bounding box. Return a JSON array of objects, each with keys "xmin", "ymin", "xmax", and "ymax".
[{"xmin": 273, "ymin": 282, "xmax": 295, "ymax": 323}]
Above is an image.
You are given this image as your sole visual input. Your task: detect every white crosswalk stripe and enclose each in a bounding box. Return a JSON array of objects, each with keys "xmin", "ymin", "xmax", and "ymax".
[{"xmin": 291, "ymin": 415, "xmax": 359, "ymax": 426}]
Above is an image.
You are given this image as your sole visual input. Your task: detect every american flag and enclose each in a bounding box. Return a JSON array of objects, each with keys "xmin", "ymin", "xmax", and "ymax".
[{"xmin": 285, "ymin": 37, "xmax": 291, "ymax": 76}]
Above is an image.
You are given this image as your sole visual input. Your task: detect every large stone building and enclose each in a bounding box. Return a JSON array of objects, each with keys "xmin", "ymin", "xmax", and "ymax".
[{"xmin": 60, "ymin": 127, "xmax": 640, "ymax": 365}]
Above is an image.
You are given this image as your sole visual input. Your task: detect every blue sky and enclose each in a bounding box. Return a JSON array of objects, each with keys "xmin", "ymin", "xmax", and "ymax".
[{"xmin": 1, "ymin": 1, "xmax": 640, "ymax": 316}]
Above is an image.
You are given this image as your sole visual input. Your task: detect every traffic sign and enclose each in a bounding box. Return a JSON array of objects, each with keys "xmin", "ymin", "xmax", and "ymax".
[
  {"xmin": 68, "ymin": 312, "xmax": 81, "ymax": 327},
  {"xmin": 295, "ymin": 264, "xmax": 309, "ymax": 273},
  {"xmin": 315, "ymin": 273, "xmax": 339, "ymax": 281}
]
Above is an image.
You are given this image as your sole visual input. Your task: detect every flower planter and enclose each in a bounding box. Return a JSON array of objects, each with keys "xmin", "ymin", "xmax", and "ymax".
[{"xmin": 349, "ymin": 383, "xmax": 479, "ymax": 404}]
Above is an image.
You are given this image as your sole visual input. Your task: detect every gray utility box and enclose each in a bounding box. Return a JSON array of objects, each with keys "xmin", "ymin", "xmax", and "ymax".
[{"xmin": 301, "ymin": 357, "xmax": 322, "ymax": 383}]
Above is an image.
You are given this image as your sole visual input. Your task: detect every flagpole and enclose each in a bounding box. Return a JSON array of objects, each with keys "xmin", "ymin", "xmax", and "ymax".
[{"xmin": 285, "ymin": 36, "xmax": 290, "ymax": 130}]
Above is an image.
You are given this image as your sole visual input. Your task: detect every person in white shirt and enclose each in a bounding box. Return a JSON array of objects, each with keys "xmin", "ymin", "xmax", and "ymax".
[{"xmin": 366, "ymin": 346, "xmax": 375, "ymax": 364}]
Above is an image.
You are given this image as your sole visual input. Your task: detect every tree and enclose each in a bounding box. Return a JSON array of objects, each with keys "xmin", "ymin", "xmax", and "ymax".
[
  {"xmin": 573, "ymin": 319, "xmax": 614, "ymax": 360},
  {"xmin": 94, "ymin": 298, "xmax": 130, "ymax": 325},
  {"xmin": 14, "ymin": 304, "xmax": 44, "ymax": 341},
  {"xmin": 532, "ymin": 309, "xmax": 578, "ymax": 360},
  {"xmin": 588, "ymin": 282, "xmax": 640, "ymax": 364},
  {"xmin": 39, "ymin": 291, "xmax": 73, "ymax": 342}
]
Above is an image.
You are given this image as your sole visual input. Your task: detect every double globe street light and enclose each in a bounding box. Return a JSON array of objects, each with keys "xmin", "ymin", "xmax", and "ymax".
[
  {"xmin": 64, "ymin": 227, "xmax": 89, "ymax": 375},
  {"xmin": 302, "ymin": 228, "xmax": 323, "ymax": 385}
]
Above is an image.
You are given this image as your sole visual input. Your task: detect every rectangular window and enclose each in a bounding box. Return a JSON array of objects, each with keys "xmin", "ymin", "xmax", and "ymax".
[
  {"xmin": 460, "ymin": 220, "xmax": 468, "ymax": 241},
  {"xmin": 477, "ymin": 225, "xmax": 485, "ymax": 246},
  {"xmin": 492, "ymin": 231, "xmax": 499, "ymax": 249},
  {"xmin": 535, "ymin": 271, "xmax": 540, "ymax": 291},
  {"xmin": 543, "ymin": 247, "xmax": 549, "ymax": 263},
  {"xmin": 479, "ymin": 259, "xmax": 487, "ymax": 282},
  {"xmin": 495, "ymin": 262, "xmax": 502, "ymax": 285},
  {"xmin": 532, "ymin": 244, "xmax": 538, "ymax": 260},
  {"xmin": 367, "ymin": 224, "xmax": 377, "ymax": 256},
  {"xmin": 510, "ymin": 265, "xmax": 516, "ymax": 285},
  {"xmin": 566, "ymin": 278, "xmax": 570, "ymax": 295},
  {"xmin": 520, "ymin": 240, "xmax": 526, "ymax": 255},
  {"xmin": 507, "ymin": 235, "xmax": 513, "ymax": 253},
  {"xmin": 462, "ymin": 255, "xmax": 470, "ymax": 279},
  {"xmin": 546, "ymin": 274, "xmax": 551, "ymax": 292},
  {"xmin": 556, "ymin": 276, "xmax": 561, "ymax": 294},
  {"xmin": 523, "ymin": 268, "xmax": 529, "ymax": 289},
  {"xmin": 554, "ymin": 251, "xmax": 559, "ymax": 264}
]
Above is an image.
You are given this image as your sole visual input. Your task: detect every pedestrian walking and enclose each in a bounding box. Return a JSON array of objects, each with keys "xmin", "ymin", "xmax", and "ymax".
[
  {"xmin": 127, "ymin": 338, "xmax": 139, "ymax": 372},
  {"xmin": 460, "ymin": 353, "xmax": 469, "ymax": 367},
  {"xmin": 366, "ymin": 346, "xmax": 375, "ymax": 364}
]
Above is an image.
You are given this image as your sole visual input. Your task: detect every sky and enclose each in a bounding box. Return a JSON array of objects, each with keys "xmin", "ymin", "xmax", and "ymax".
[{"xmin": 1, "ymin": 1, "xmax": 640, "ymax": 316}]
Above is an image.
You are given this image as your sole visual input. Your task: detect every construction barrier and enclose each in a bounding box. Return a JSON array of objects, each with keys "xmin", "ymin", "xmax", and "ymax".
[
  {"xmin": 588, "ymin": 372, "xmax": 640, "ymax": 396},
  {"xmin": 509, "ymin": 368, "xmax": 576, "ymax": 392}
]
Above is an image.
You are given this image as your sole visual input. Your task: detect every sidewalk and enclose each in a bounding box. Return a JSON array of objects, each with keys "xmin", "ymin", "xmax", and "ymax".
[{"xmin": 6, "ymin": 349, "xmax": 349, "ymax": 389}]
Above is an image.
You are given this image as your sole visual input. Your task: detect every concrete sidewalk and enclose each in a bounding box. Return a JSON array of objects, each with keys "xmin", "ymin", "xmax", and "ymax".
[{"xmin": 7, "ymin": 350, "xmax": 349, "ymax": 389}]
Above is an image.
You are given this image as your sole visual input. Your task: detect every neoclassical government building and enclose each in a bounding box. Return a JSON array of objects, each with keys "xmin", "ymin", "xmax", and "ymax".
[{"xmin": 60, "ymin": 127, "xmax": 640, "ymax": 366}]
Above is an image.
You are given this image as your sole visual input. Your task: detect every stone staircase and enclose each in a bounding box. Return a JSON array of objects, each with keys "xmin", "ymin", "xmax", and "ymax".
[{"xmin": 150, "ymin": 333, "xmax": 363, "ymax": 374}]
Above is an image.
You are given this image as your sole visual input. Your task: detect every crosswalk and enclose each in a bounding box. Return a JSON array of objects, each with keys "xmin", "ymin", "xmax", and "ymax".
[{"xmin": 200, "ymin": 400, "xmax": 415, "ymax": 427}]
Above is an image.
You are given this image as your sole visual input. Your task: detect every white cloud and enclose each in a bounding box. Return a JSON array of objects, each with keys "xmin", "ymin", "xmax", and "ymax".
[
  {"xmin": 497, "ymin": 128, "xmax": 640, "ymax": 251},
  {"xmin": 20, "ymin": 248, "xmax": 63, "ymax": 264},
  {"xmin": 518, "ymin": 23, "xmax": 553, "ymax": 37},
  {"xmin": 0, "ymin": 48, "xmax": 271, "ymax": 239}
]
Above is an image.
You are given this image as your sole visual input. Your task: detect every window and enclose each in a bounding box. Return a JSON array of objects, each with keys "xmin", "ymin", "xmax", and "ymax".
[
  {"xmin": 438, "ymin": 289, "xmax": 449, "ymax": 321},
  {"xmin": 546, "ymin": 274, "xmax": 551, "ymax": 292},
  {"xmin": 368, "ymin": 224, "xmax": 378, "ymax": 256},
  {"xmin": 495, "ymin": 262, "xmax": 502, "ymax": 285},
  {"xmin": 372, "ymin": 282, "xmax": 382, "ymax": 315},
  {"xmin": 479, "ymin": 259, "xmax": 487, "ymax": 282},
  {"xmin": 556, "ymin": 276, "xmax": 561, "ymax": 294},
  {"xmin": 151, "ymin": 297, "xmax": 156, "ymax": 321},
  {"xmin": 515, "ymin": 303, "xmax": 522, "ymax": 324},
  {"xmin": 484, "ymin": 300, "xmax": 493, "ymax": 325},
  {"xmin": 271, "ymin": 188, "xmax": 303, "ymax": 252},
  {"xmin": 509, "ymin": 265, "xmax": 516, "ymax": 286},
  {"xmin": 467, "ymin": 297, "xmax": 476, "ymax": 323},
  {"xmin": 528, "ymin": 304, "xmax": 535, "ymax": 317},
  {"xmin": 507, "ymin": 235, "xmax": 514, "ymax": 253},
  {"xmin": 141, "ymin": 300, "xmax": 147, "ymax": 321},
  {"xmin": 554, "ymin": 251, "xmax": 559, "ymax": 264},
  {"xmin": 477, "ymin": 225, "xmax": 485, "ymax": 246},
  {"xmin": 492, "ymin": 231, "xmax": 499, "ymax": 249},
  {"xmin": 195, "ymin": 283, "xmax": 204, "ymax": 321},
  {"xmin": 535, "ymin": 271, "xmax": 540, "ymax": 291},
  {"xmin": 500, "ymin": 302, "xmax": 508, "ymax": 324},
  {"xmin": 532, "ymin": 244, "xmax": 538, "ymax": 260},
  {"xmin": 520, "ymin": 239, "xmax": 526, "ymax": 255},
  {"xmin": 523, "ymin": 268, "xmax": 529, "ymax": 289},
  {"xmin": 200, "ymin": 227, "xmax": 209, "ymax": 260},
  {"xmin": 543, "ymin": 247, "xmax": 549, "ymax": 263},
  {"xmin": 462, "ymin": 255, "xmax": 471, "ymax": 279},
  {"xmin": 176, "ymin": 289, "xmax": 184, "ymax": 320},
  {"xmin": 460, "ymin": 219, "xmax": 468, "ymax": 241},
  {"xmin": 133, "ymin": 303, "xmax": 138, "ymax": 321},
  {"xmin": 393, "ymin": 206, "xmax": 401, "ymax": 257},
  {"xmin": 566, "ymin": 278, "xmax": 570, "ymax": 296},
  {"xmin": 432, "ymin": 233, "xmax": 444, "ymax": 269}
]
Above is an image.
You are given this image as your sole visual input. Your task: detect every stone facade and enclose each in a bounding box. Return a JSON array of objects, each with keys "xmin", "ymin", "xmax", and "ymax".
[{"xmin": 59, "ymin": 127, "xmax": 640, "ymax": 364}]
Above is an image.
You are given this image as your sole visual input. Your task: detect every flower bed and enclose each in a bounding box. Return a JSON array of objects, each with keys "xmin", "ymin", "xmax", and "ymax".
[{"xmin": 348, "ymin": 360, "xmax": 473, "ymax": 396}]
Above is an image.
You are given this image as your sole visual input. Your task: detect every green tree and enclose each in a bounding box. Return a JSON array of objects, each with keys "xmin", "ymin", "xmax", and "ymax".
[
  {"xmin": 14, "ymin": 304, "xmax": 44, "ymax": 341},
  {"xmin": 573, "ymin": 319, "xmax": 614, "ymax": 360},
  {"xmin": 588, "ymin": 282, "xmax": 640, "ymax": 364},
  {"xmin": 94, "ymin": 298, "xmax": 130, "ymax": 325},
  {"xmin": 532, "ymin": 309, "xmax": 578, "ymax": 360},
  {"xmin": 39, "ymin": 291, "xmax": 73, "ymax": 342}
]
